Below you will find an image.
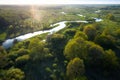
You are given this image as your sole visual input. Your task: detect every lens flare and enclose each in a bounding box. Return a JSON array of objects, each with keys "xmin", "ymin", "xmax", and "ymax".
[{"xmin": 30, "ymin": 5, "xmax": 41, "ymax": 21}]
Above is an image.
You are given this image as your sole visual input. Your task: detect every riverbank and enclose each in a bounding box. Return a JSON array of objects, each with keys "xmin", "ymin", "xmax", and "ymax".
[{"xmin": 2, "ymin": 18, "xmax": 102, "ymax": 49}]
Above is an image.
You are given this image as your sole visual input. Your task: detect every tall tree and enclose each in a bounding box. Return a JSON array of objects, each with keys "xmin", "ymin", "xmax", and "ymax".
[{"xmin": 66, "ymin": 57, "xmax": 85, "ymax": 80}]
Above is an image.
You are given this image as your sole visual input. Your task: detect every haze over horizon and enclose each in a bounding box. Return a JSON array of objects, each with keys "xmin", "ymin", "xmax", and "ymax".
[{"xmin": 0, "ymin": 0, "xmax": 120, "ymax": 5}]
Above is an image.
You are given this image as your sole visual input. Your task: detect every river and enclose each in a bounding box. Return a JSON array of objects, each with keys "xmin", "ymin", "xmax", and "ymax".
[{"xmin": 2, "ymin": 18, "xmax": 102, "ymax": 49}]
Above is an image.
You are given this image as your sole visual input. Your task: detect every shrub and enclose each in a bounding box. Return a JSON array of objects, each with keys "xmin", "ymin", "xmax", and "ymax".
[
  {"xmin": 6, "ymin": 68, "xmax": 25, "ymax": 80},
  {"xmin": 66, "ymin": 58, "xmax": 85, "ymax": 80}
]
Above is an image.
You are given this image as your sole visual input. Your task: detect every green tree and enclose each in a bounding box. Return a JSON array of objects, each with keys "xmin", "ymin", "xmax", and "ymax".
[
  {"xmin": 115, "ymin": 29, "xmax": 120, "ymax": 38},
  {"xmin": 7, "ymin": 25, "xmax": 14, "ymax": 36},
  {"xmin": 103, "ymin": 49, "xmax": 119, "ymax": 70},
  {"xmin": 66, "ymin": 57, "xmax": 85, "ymax": 80},
  {"xmin": 13, "ymin": 48, "xmax": 29, "ymax": 57},
  {"xmin": 74, "ymin": 31, "xmax": 88, "ymax": 40},
  {"xmin": 0, "ymin": 46, "xmax": 6, "ymax": 54},
  {"xmin": 8, "ymin": 48, "xmax": 29, "ymax": 61},
  {"xmin": 29, "ymin": 38, "xmax": 49, "ymax": 61},
  {"xmin": 87, "ymin": 43, "xmax": 105, "ymax": 65},
  {"xmin": 83, "ymin": 25, "xmax": 97, "ymax": 41},
  {"xmin": 0, "ymin": 46, "xmax": 11, "ymax": 69},
  {"xmin": 5, "ymin": 68, "xmax": 25, "ymax": 80},
  {"xmin": 0, "ymin": 54, "xmax": 10, "ymax": 69},
  {"xmin": 0, "ymin": 16, "xmax": 9, "ymax": 30},
  {"xmin": 102, "ymin": 49, "xmax": 120, "ymax": 77},
  {"xmin": 64, "ymin": 29, "xmax": 76, "ymax": 39},
  {"xmin": 106, "ymin": 13, "xmax": 115, "ymax": 20},
  {"xmin": 64, "ymin": 37, "xmax": 87, "ymax": 60},
  {"xmin": 94, "ymin": 34, "xmax": 116, "ymax": 49},
  {"xmin": 48, "ymin": 34, "xmax": 66, "ymax": 54},
  {"xmin": 15, "ymin": 55, "xmax": 30, "ymax": 67}
]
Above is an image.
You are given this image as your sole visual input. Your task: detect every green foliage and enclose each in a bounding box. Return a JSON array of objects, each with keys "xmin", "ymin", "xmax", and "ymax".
[
  {"xmin": 87, "ymin": 42, "xmax": 105, "ymax": 65},
  {"xmin": 115, "ymin": 29, "xmax": 120, "ymax": 38},
  {"xmin": 103, "ymin": 49, "xmax": 119, "ymax": 69},
  {"xmin": 66, "ymin": 22, "xmax": 81, "ymax": 28},
  {"xmin": 95, "ymin": 34, "xmax": 116, "ymax": 49},
  {"xmin": 0, "ymin": 16, "xmax": 9, "ymax": 30},
  {"xmin": 29, "ymin": 38, "xmax": 49, "ymax": 61},
  {"xmin": 64, "ymin": 37, "xmax": 87, "ymax": 60},
  {"xmin": 100, "ymin": 49, "xmax": 120, "ymax": 77},
  {"xmin": 52, "ymin": 63, "xmax": 57, "ymax": 68},
  {"xmin": 0, "ymin": 33, "xmax": 6, "ymax": 42},
  {"xmin": 0, "ymin": 5, "xmax": 120, "ymax": 80},
  {"xmin": 11, "ymin": 40, "xmax": 30, "ymax": 50},
  {"xmin": 48, "ymin": 34, "xmax": 66, "ymax": 55},
  {"xmin": 74, "ymin": 31, "xmax": 88, "ymax": 40},
  {"xmin": 15, "ymin": 55, "xmax": 30, "ymax": 67},
  {"xmin": 45, "ymin": 67, "xmax": 52, "ymax": 73},
  {"xmin": 0, "ymin": 47, "xmax": 11, "ymax": 69},
  {"xmin": 8, "ymin": 48, "xmax": 29, "ymax": 61},
  {"xmin": 7, "ymin": 25, "xmax": 14, "ymax": 35},
  {"xmin": 0, "ymin": 54, "xmax": 10, "ymax": 69},
  {"xmin": 74, "ymin": 76, "xmax": 88, "ymax": 80},
  {"xmin": 66, "ymin": 58, "xmax": 85, "ymax": 80},
  {"xmin": 106, "ymin": 13, "xmax": 115, "ymax": 20},
  {"xmin": 0, "ymin": 46, "xmax": 6, "ymax": 54},
  {"xmin": 5, "ymin": 68, "xmax": 25, "ymax": 80},
  {"xmin": 83, "ymin": 25, "xmax": 97, "ymax": 41},
  {"xmin": 0, "ymin": 5, "xmax": 83, "ymax": 39},
  {"xmin": 17, "ymin": 48, "xmax": 29, "ymax": 55},
  {"xmin": 63, "ymin": 29, "xmax": 76, "ymax": 39},
  {"xmin": 50, "ymin": 73, "xmax": 57, "ymax": 80},
  {"xmin": 28, "ymin": 38, "xmax": 41, "ymax": 50}
]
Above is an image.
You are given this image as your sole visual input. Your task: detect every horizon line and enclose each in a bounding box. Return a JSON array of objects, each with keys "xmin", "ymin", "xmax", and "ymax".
[{"xmin": 0, "ymin": 3, "xmax": 120, "ymax": 6}]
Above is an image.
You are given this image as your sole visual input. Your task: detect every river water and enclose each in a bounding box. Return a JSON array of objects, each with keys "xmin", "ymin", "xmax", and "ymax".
[{"xmin": 2, "ymin": 18, "xmax": 102, "ymax": 49}]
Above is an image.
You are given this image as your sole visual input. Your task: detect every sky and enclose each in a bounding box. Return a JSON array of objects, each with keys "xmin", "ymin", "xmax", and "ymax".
[{"xmin": 0, "ymin": 0, "xmax": 120, "ymax": 5}]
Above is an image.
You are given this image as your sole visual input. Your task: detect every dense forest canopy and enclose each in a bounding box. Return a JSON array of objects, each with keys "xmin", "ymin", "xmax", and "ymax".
[{"xmin": 0, "ymin": 4, "xmax": 120, "ymax": 80}]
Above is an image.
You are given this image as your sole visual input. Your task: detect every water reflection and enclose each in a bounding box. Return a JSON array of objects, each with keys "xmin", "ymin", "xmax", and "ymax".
[{"xmin": 2, "ymin": 18, "xmax": 102, "ymax": 49}]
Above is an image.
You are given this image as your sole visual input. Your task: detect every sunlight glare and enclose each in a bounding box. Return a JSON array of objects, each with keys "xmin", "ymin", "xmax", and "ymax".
[
  {"xmin": 30, "ymin": 5, "xmax": 44, "ymax": 22},
  {"xmin": 0, "ymin": 0, "xmax": 119, "ymax": 5},
  {"xmin": 0, "ymin": 0, "xmax": 74, "ymax": 5},
  {"xmin": 30, "ymin": 6, "xmax": 41, "ymax": 21}
]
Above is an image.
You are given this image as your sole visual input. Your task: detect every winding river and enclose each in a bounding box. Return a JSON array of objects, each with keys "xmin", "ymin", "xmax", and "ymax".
[{"xmin": 2, "ymin": 18, "xmax": 102, "ymax": 49}]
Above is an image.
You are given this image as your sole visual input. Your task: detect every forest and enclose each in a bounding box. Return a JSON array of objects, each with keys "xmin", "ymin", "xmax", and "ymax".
[{"xmin": 0, "ymin": 4, "xmax": 120, "ymax": 80}]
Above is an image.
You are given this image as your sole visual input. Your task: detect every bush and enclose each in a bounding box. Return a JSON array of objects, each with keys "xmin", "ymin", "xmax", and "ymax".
[
  {"xmin": 103, "ymin": 49, "xmax": 119, "ymax": 69},
  {"xmin": 94, "ymin": 34, "xmax": 116, "ymax": 49},
  {"xmin": 106, "ymin": 13, "xmax": 115, "ymax": 20},
  {"xmin": 29, "ymin": 38, "xmax": 49, "ymax": 61},
  {"xmin": 102, "ymin": 49, "xmax": 120, "ymax": 77},
  {"xmin": 15, "ymin": 55, "xmax": 30, "ymax": 67},
  {"xmin": 66, "ymin": 58, "xmax": 85, "ymax": 80},
  {"xmin": 45, "ymin": 67, "xmax": 52, "ymax": 73},
  {"xmin": 115, "ymin": 29, "xmax": 120, "ymax": 38},
  {"xmin": 63, "ymin": 29, "xmax": 76, "ymax": 39},
  {"xmin": 83, "ymin": 25, "xmax": 97, "ymax": 41},
  {"xmin": 5, "ymin": 68, "xmax": 25, "ymax": 80},
  {"xmin": 48, "ymin": 34, "xmax": 66, "ymax": 56},
  {"xmin": 74, "ymin": 31, "xmax": 88, "ymax": 40},
  {"xmin": 64, "ymin": 37, "xmax": 87, "ymax": 60},
  {"xmin": 16, "ymin": 48, "xmax": 29, "ymax": 56},
  {"xmin": 52, "ymin": 63, "xmax": 57, "ymax": 68},
  {"xmin": 8, "ymin": 48, "xmax": 29, "ymax": 61},
  {"xmin": 87, "ymin": 43, "xmax": 105, "ymax": 65}
]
